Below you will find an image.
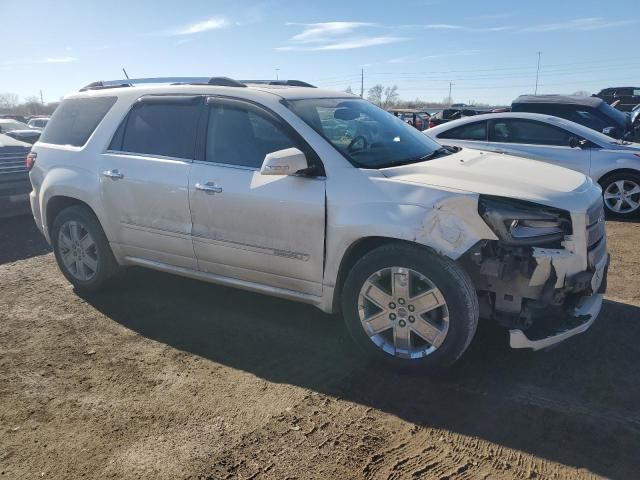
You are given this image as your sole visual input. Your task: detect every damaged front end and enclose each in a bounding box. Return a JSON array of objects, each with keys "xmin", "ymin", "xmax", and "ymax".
[{"xmin": 462, "ymin": 196, "xmax": 609, "ymax": 350}]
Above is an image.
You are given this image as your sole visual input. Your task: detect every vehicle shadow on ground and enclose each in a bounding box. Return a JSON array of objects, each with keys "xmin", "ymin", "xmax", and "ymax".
[
  {"xmin": 0, "ymin": 214, "xmax": 51, "ymax": 265},
  {"xmin": 79, "ymin": 268, "xmax": 640, "ymax": 479}
]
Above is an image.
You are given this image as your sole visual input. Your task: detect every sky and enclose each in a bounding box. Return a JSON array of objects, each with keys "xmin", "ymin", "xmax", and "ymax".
[{"xmin": 1, "ymin": 0, "xmax": 638, "ymax": 106}]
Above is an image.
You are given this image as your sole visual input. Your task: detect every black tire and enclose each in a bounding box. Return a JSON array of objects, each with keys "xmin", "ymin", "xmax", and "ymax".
[
  {"xmin": 600, "ymin": 172, "xmax": 640, "ymax": 219},
  {"xmin": 341, "ymin": 243, "xmax": 479, "ymax": 372},
  {"xmin": 51, "ymin": 205, "xmax": 121, "ymax": 291}
]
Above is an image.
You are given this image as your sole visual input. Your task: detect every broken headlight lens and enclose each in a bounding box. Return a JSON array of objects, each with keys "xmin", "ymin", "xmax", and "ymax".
[{"xmin": 478, "ymin": 196, "xmax": 572, "ymax": 246}]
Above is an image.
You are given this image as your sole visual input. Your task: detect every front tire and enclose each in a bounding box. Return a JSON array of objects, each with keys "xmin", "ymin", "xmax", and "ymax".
[
  {"xmin": 341, "ymin": 243, "xmax": 479, "ymax": 372},
  {"xmin": 51, "ymin": 205, "xmax": 120, "ymax": 291},
  {"xmin": 601, "ymin": 172, "xmax": 640, "ymax": 219}
]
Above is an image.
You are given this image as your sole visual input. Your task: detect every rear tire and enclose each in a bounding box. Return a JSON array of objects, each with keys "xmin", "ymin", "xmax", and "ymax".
[
  {"xmin": 51, "ymin": 205, "xmax": 121, "ymax": 291},
  {"xmin": 341, "ymin": 243, "xmax": 479, "ymax": 372},
  {"xmin": 600, "ymin": 172, "xmax": 640, "ymax": 219}
]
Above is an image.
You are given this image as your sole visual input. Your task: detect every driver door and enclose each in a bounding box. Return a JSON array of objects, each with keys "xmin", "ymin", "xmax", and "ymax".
[{"xmin": 188, "ymin": 97, "xmax": 326, "ymax": 296}]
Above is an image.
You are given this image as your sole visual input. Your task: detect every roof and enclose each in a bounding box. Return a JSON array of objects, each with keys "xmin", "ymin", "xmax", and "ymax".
[{"xmin": 512, "ymin": 94, "xmax": 604, "ymax": 108}]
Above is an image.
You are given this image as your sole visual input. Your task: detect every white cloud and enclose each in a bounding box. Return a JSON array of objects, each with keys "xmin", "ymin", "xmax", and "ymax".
[
  {"xmin": 279, "ymin": 21, "xmax": 408, "ymax": 51},
  {"xmin": 41, "ymin": 57, "xmax": 78, "ymax": 64},
  {"xmin": 289, "ymin": 22, "xmax": 374, "ymax": 43},
  {"xmin": 521, "ymin": 17, "xmax": 635, "ymax": 32},
  {"xmin": 171, "ymin": 17, "xmax": 228, "ymax": 35},
  {"xmin": 278, "ymin": 36, "xmax": 407, "ymax": 51},
  {"xmin": 426, "ymin": 24, "xmax": 511, "ymax": 32}
]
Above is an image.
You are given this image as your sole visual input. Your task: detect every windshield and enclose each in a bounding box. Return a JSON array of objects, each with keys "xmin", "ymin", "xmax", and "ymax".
[
  {"xmin": 0, "ymin": 120, "xmax": 29, "ymax": 132},
  {"xmin": 286, "ymin": 98, "xmax": 443, "ymax": 168},
  {"xmin": 598, "ymin": 101, "xmax": 629, "ymax": 128}
]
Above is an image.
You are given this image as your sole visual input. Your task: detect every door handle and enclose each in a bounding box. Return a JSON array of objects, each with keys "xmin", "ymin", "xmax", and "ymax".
[
  {"xmin": 102, "ymin": 169, "xmax": 124, "ymax": 180},
  {"xmin": 195, "ymin": 182, "xmax": 223, "ymax": 194}
]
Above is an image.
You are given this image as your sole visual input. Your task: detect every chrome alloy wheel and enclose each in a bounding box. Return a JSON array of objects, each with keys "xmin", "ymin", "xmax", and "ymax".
[
  {"xmin": 57, "ymin": 220, "xmax": 99, "ymax": 281},
  {"xmin": 604, "ymin": 179, "xmax": 640, "ymax": 214},
  {"xmin": 357, "ymin": 267, "xmax": 449, "ymax": 359}
]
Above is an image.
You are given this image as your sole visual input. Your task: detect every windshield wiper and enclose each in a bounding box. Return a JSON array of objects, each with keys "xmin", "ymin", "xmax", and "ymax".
[{"xmin": 377, "ymin": 147, "xmax": 452, "ymax": 169}]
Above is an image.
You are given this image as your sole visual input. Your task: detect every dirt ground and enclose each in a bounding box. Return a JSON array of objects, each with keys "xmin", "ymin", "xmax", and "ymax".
[{"xmin": 1, "ymin": 214, "xmax": 639, "ymax": 480}]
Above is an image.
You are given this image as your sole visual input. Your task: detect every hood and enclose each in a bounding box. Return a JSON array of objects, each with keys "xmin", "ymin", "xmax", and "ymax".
[{"xmin": 380, "ymin": 149, "xmax": 600, "ymax": 213}]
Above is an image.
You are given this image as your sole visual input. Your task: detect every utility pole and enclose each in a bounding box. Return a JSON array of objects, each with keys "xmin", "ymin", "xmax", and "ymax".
[
  {"xmin": 275, "ymin": 68, "xmax": 280, "ymax": 80},
  {"xmin": 360, "ymin": 68, "xmax": 364, "ymax": 98},
  {"xmin": 534, "ymin": 51, "xmax": 541, "ymax": 95},
  {"xmin": 39, "ymin": 90, "xmax": 44, "ymax": 105},
  {"xmin": 448, "ymin": 82, "xmax": 453, "ymax": 106}
]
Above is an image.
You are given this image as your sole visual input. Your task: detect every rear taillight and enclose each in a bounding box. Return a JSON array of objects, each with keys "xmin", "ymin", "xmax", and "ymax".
[{"xmin": 25, "ymin": 152, "xmax": 37, "ymax": 170}]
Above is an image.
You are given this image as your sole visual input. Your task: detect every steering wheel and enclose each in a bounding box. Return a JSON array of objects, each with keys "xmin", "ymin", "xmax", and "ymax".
[{"xmin": 347, "ymin": 135, "xmax": 368, "ymax": 152}]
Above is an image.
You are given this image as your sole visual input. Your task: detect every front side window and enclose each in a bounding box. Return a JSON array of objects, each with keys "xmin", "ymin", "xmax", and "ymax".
[
  {"xmin": 118, "ymin": 102, "xmax": 200, "ymax": 159},
  {"xmin": 206, "ymin": 103, "xmax": 297, "ymax": 168},
  {"xmin": 287, "ymin": 98, "xmax": 443, "ymax": 169},
  {"xmin": 439, "ymin": 121, "xmax": 486, "ymax": 141},
  {"xmin": 490, "ymin": 119, "xmax": 572, "ymax": 146},
  {"xmin": 40, "ymin": 96, "xmax": 116, "ymax": 147},
  {"xmin": 571, "ymin": 110, "xmax": 608, "ymax": 131}
]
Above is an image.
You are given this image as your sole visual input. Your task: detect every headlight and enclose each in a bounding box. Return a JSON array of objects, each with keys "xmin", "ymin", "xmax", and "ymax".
[{"xmin": 478, "ymin": 196, "xmax": 572, "ymax": 246}]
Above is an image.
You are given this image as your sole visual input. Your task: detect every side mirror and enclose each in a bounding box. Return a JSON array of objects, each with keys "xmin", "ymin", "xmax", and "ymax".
[
  {"xmin": 260, "ymin": 147, "xmax": 309, "ymax": 176},
  {"xmin": 568, "ymin": 137, "xmax": 579, "ymax": 148},
  {"xmin": 602, "ymin": 126, "xmax": 619, "ymax": 138}
]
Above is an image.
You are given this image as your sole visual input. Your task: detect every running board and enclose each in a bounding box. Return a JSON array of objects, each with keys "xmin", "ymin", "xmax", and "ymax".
[{"xmin": 124, "ymin": 256, "xmax": 322, "ymax": 306}]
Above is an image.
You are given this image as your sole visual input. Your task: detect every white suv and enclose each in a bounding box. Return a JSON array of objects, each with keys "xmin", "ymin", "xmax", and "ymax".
[{"xmin": 28, "ymin": 77, "xmax": 609, "ymax": 371}]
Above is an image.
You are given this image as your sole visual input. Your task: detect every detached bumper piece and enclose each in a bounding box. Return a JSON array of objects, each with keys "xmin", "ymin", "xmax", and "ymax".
[{"xmin": 509, "ymin": 293, "xmax": 603, "ymax": 350}]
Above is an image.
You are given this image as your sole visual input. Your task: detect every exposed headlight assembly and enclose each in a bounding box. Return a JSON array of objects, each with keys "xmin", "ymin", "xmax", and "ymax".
[{"xmin": 478, "ymin": 196, "xmax": 572, "ymax": 246}]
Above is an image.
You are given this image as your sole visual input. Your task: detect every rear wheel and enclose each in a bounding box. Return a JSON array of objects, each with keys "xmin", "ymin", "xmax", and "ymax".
[
  {"xmin": 51, "ymin": 205, "xmax": 120, "ymax": 291},
  {"xmin": 601, "ymin": 172, "xmax": 640, "ymax": 219},
  {"xmin": 341, "ymin": 243, "xmax": 479, "ymax": 372}
]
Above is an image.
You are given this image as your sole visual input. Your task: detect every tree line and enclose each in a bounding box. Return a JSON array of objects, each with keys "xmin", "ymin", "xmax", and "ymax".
[{"xmin": 0, "ymin": 93, "xmax": 59, "ymax": 116}]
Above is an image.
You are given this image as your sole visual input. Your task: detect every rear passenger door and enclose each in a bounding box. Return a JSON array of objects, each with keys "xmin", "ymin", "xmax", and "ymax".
[
  {"xmin": 487, "ymin": 118, "xmax": 589, "ymax": 174},
  {"xmin": 101, "ymin": 95, "xmax": 202, "ymax": 269},
  {"xmin": 188, "ymin": 97, "xmax": 326, "ymax": 296},
  {"xmin": 433, "ymin": 120, "xmax": 488, "ymax": 150}
]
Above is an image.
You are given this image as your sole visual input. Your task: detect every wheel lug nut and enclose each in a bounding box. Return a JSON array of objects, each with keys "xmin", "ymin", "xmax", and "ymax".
[
  {"xmin": 389, "ymin": 302, "xmax": 396, "ymax": 309},
  {"xmin": 398, "ymin": 298, "xmax": 405, "ymax": 305},
  {"xmin": 408, "ymin": 305, "xmax": 415, "ymax": 312},
  {"xmin": 408, "ymin": 316, "xmax": 415, "ymax": 323},
  {"xmin": 399, "ymin": 319, "xmax": 406, "ymax": 327},
  {"xmin": 389, "ymin": 313, "xmax": 396, "ymax": 320}
]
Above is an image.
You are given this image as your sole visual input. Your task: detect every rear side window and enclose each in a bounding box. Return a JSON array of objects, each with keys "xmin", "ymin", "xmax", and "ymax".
[
  {"xmin": 438, "ymin": 121, "xmax": 486, "ymax": 141},
  {"xmin": 116, "ymin": 101, "xmax": 200, "ymax": 159},
  {"xmin": 490, "ymin": 119, "xmax": 572, "ymax": 146},
  {"xmin": 39, "ymin": 97, "xmax": 116, "ymax": 147}
]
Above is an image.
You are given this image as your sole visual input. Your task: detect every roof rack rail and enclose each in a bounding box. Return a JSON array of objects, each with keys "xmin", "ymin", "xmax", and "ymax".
[
  {"xmin": 79, "ymin": 76, "xmax": 247, "ymax": 91},
  {"xmin": 240, "ymin": 80, "xmax": 317, "ymax": 88}
]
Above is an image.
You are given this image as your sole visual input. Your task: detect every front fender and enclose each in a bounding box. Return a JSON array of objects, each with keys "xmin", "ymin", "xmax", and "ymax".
[{"xmin": 324, "ymin": 192, "xmax": 497, "ymax": 289}]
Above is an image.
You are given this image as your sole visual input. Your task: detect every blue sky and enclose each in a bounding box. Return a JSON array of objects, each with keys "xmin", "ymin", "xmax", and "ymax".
[{"xmin": 1, "ymin": 0, "xmax": 638, "ymax": 105}]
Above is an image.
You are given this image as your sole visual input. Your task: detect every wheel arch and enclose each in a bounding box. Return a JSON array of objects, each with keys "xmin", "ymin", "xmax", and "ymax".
[
  {"xmin": 331, "ymin": 236, "xmax": 441, "ymax": 314},
  {"xmin": 595, "ymin": 168, "xmax": 640, "ymax": 185},
  {"xmin": 45, "ymin": 196, "xmax": 99, "ymax": 237}
]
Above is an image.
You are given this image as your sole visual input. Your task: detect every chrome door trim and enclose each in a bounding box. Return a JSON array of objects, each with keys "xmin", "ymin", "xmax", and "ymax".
[
  {"xmin": 124, "ymin": 256, "xmax": 322, "ymax": 305},
  {"xmin": 104, "ymin": 150, "xmax": 194, "ymax": 163},
  {"xmin": 120, "ymin": 221, "xmax": 192, "ymax": 239},
  {"xmin": 192, "ymin": 233, "xmax": 310, "ymax": 261}
]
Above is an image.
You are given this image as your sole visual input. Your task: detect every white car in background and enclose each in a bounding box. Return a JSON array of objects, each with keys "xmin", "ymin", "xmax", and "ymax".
[
  {"xmin": 425, "ymin": 112, "xmax": 640, "ymax": 218},
  {"xmin": 27, "ymin": 117, "xmax": 49, "ymax": 130}
]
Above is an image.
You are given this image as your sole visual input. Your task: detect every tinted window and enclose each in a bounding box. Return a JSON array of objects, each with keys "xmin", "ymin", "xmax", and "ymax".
[
  {"xmin": 439, "ymin": 121, "xmax": 486, "ymax": 141},
  {"xmin": 206, "ymin": 103, "xmax": 297, "ymax": 168},
  {"xmin": 570, "ymin": 110, "xmax": 608, "ymax": 131},
  {"xmin": 490, "ymin": 119, "xmax": 572, "ymax": 146},
  {"xmin": 40, "ymin": 97, "xmax": 116, "ymax": 147},
  {"xmin": 119, "ymin": 102, "xmax": 200, "ymax": 159}
]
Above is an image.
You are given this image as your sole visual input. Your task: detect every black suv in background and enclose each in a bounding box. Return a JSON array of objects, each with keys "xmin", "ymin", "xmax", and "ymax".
[
  {"xmin": 596, "ymin": 87, "xmax": 640, "ymax": 112},
  {"xmin": 0, "ymin": 133, "xmax": 32, "ymax": 218},
  {"xmin": 512, "ymin": 94, "xmax": 639, "ymax": 141}
]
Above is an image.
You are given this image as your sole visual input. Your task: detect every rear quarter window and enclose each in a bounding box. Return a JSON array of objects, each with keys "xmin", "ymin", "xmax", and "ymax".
[{"xmin": 39, "ymin": 96, "xmax": 116, "ymax": 147}]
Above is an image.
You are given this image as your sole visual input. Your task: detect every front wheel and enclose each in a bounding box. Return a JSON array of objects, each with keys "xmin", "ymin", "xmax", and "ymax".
[
  {"xmin": 601, "ymin": 172, "xmax": 640, "ymax": 219},
  {"xmin": 341, "ymin": 243, "xmax": 479, "ymax": 372}
]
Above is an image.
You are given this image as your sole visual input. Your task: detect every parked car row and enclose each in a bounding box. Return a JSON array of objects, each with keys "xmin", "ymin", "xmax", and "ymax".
[{"xmin": 25, "ymin": 76, "xmax": 608, "ymax": 372}]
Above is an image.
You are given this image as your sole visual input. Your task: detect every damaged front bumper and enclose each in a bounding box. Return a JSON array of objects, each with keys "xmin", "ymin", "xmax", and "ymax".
[{"xmin": 509, "ymin": 251, "xmax": 609, "ymax": 350}]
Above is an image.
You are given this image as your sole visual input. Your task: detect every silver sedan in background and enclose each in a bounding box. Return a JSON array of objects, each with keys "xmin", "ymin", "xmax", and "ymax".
[{"xmin": 425, "ymin": 112, "xmax": 640, "ymax": 218}]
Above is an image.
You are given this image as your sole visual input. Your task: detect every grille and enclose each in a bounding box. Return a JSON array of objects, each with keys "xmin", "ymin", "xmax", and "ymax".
[
  {"xmin": 586, "ymin": 200, "xmax": 606, "ymax": 268},
  {"xmin": 0, "ymin": 151, "xmax": 29, "ymax": 176}
]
